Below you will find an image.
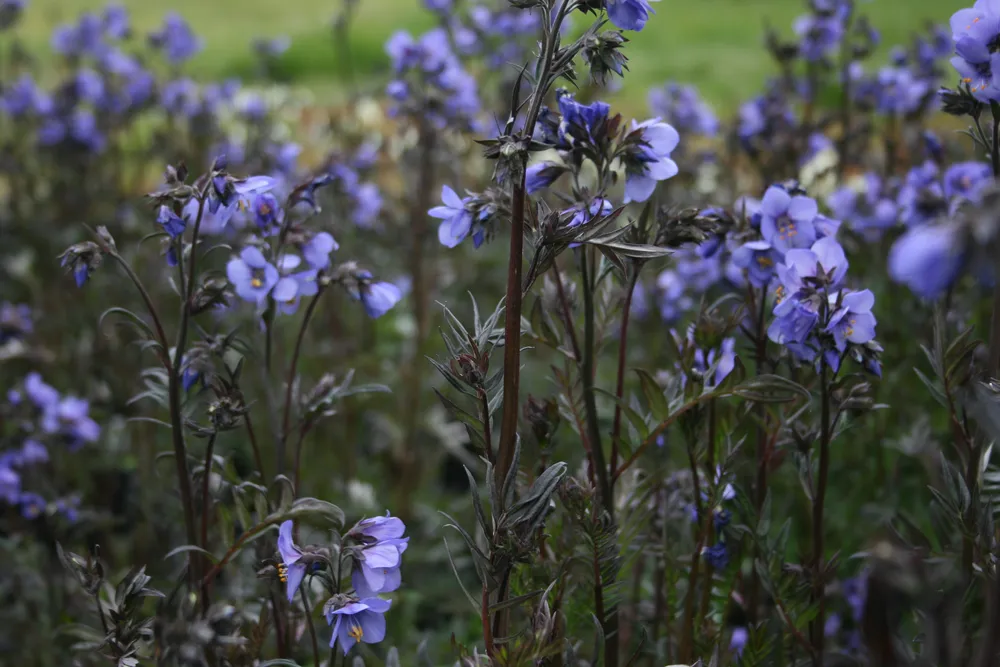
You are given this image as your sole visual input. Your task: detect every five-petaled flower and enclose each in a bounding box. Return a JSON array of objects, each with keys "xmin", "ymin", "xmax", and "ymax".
[
  {"xmin": 622, "ymin": 118, "xmax": 680, "ymax": 203},
  {"xmin": 226, "ymin": 246, "xmax": 279, "ymax": 304},
  {"xmin": 606, "ymin": 0, "xmax": 658, "ymax": 32},
  {"xmin": 326, "ymin": 596, "xmax": 391, "ymax": 655},
  {"xmin": 759, "ymin": 186, "xmax": 819, "ymax": 254},
  {"xmin": 429, "ymin": 185, "xmax": 473, "ymax": 248}
]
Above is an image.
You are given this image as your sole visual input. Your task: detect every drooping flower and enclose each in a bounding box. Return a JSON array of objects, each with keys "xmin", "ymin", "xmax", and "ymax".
[
  {"xmin": 277, "ymin": 520, "xmax": 307, "ymax": 602},
  {"xmin": 557, "ymin": 93, "xmax": 611, "ymax": 149},
  {"xmin": 302, "ymin": 232, "xmax": 338, "ymax": 270},
  {"xmin": 353, "ymin": 272, "xmax": 403, "ymax": 319},
  {"xmin": 157, "ymin": 205, "xmax": 186, "ymax": 238},
  {"xmin": 606, "ymin": 0, "xmax": 657, "ymax": 32},
  {"xmin": 525, "ymin": 162, "xmax": 564, "ymax": 194},
  {"xmin": 226, "ymin": 247, "xmax": 279, "ymax": 304},
  {"xmin": 430, "ymin": 185, "xmax": 473, "ymax": 248},
  {"xmin": 622, "ymin": 119, "xmax": 680, "ymax": 203},
  {"xmin": 326, "ymin": 597, "xmax": 391, "ymax": 655}
]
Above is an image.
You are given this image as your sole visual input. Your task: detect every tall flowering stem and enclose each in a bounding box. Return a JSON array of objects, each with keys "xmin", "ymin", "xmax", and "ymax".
[
  {"xmin": 811, "ymin": 361, "xmax": 833, "ymax": 665},
  {"xmin": 282, "ymin": 285, "xmax": 326, "ymax": 487},
  {"xmin": 610, "ymin": 272, "xmax": 640, "ymax": 483},
  {"xmin": 168, "ymin": 194, "xmax": 207, "ymax": 585},
  {"xmin": 988, "ymin": 113, "xmax": 1000, "ymax": 376}
]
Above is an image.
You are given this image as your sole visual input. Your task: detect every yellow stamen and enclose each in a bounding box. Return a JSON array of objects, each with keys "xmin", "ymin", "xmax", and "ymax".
[
  {"xmin": 277, "ymin": 563, "xmax": 288, "ymax": 583},
  {"xmin": 251, "ymin": 277, "xmax": 263, "ymax": 288},
  {"xmin": 349, "ymin": 624, "xmax": 364, "ymax": 642},
  {"xmin": 756, "ymin": 256, "xmax": 773, "ymax": 268}
]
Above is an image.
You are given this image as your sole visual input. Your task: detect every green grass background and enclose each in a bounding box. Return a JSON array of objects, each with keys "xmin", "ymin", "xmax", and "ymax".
[{"xmin": 21, "ymin": 0, "xmax": 966, "ymax": 113}]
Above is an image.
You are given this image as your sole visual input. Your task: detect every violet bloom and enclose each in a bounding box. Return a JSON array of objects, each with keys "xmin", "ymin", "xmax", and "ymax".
[
  {"xmin": 352, "ymin": 537, "xmax": 408, "ymax": 597},
  {"xmin": 525, "ymin": 162, "xmax": 563, "ymax": 195},
  {"xmin": 149, "ymin": 13, "xmax": 202, "ymax": 64},
  {"xmin": 656, "ymin": 269, "xmax": 693, "ymax": 322},
  {"xmin": 302, "ymin": 232, "xmax": 338, "ymax": 270},
  {"xmin": 794, "ymin": 11, "xmax": 845, "ymax": 62},
  {"xmin": 826, "ymin": 289, "xmax": 877, "ymax": 351},
  {"xmin": 352, "ymin": 183, "xmax": 382, "ymax": 227},
  {"xmin": 0, "ymin": 465, "xmax": 19, "ymax": 504},
  {"xmin": 623, "ymin": 119, "xmax": 680, "ymax": 203},
  {"xmin": 768, "ymin": 297, "xmax": 820, "ymax": 347},
  {"xmin": 20, "ymin": 492, "xmax": 46, "ymax": 520},
  {"xmin": 226, "ymin": 247, "xmax": 279, "ymax": 304},
  {"xmin": 759, "ymin": 186, "xmax": 819, "ymax": 254},
  {"xmin": 731, "ymin": 627, "xmax": 749, "ymax": 655},
  {"xmin": 25, "ymin": 372, "xmax": 59, "ymax": 409},
  {"xmin": 354, "ymin": 272, "xmax": 403, "ymax": 319},
  {"xmin": 253, "ymin": 193, "xmax": 281, "ymax": 232},
  {"xmin": 557, "ymin": 93, "xmax": 611, "ymax": 148},
  {"xmin": 564, "ymin": 198, "xmax": 614, "ymax": 229},
  {"xmin": 950, "ymin": 2, "xmax": 1000, "ymax": 100},
  {"xmin": 326, "ymin": 597, "xmax": 391, "ymax": 655},
  {"xmin": 732, "ymin": 240, "xmax": 780, "ymax": 287},
  {"xmin": 827, "ymin": 174, "xmax": 898, "ymax": 237},
  {"xmin": 157, "ymin": 205, "xmax": 186, "ymax": 238},
  {"xmin": 430, "ymin": 185, "xmax": 473, "ymax": 248},
  {"xmin": 606, "ymin": 0, "xmax": 657, "ymax": 32},
  {"xmin": 693, "ymin": 338, "xmax": 737, "ymax": 387},
  {"xmin": 897, "ymin": 161, "xmax": 945, "ymax": 226},
  {"xmin": 943, "ymin": 161, "xmax": 992, "ymax": 202},
  {"xmin": 277, "ymin": 520, "xmax": 307, "ymax": 602},
  {"xmin": 888, "ymin": 222, "xmax": 965, "ymax": 299},
  {"xmin": 647, "ymin": 83, "xmax": 719, "ymax": 137},
  {"xmin": 702, "ymin": 542, "xmax": 729, "ymax": 569},
  {"xmin": 272, "ymin": 256, "xmax": 318, "ymax": 315},
  {"xmin": 777, "ymin": 237, "xmax": 850, "ymax": 295}
]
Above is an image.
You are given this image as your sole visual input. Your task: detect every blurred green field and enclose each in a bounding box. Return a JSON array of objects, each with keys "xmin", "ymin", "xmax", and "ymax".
[{"xmin": 21, "ymin": 0, "xmax": 966, "ymax": 114}]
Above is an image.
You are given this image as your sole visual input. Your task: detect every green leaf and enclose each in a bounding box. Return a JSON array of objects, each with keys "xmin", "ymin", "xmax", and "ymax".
[
  {"xmin": 729, "ymin": 374, "xmax": 810, "ymax": 403},
  {"xmin": 634, "ymin": 369, "xmax": 669, "ymax": 421},
  {"xmin": 163, "ymin": 544, "xmax": 218, "ymax": 563},
  {"xmin": 264, "ymin": 497, "xmax": 345, "ymax": 527}
]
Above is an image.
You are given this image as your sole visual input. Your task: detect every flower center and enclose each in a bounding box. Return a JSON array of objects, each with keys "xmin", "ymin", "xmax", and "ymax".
[
  {"xmin": 756, "ymin": 254, "xmax": 773, "ymax": 268},
  {"xmin": 349, "ymin": 622, "xmax": 364, "ymax": 642},
  {"xmin": 251, "ymin": 268, "xmax": 266, "ymax": 289}
]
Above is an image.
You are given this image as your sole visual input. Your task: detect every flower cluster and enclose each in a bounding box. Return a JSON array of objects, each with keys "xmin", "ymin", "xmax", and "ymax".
[
  {"xmin": 277, "ymin": 514, "xmax": 408, "ymax": 655},
  {"xmin": 2, "ymin": 372, "xmax": 96, "ymax": 521}
]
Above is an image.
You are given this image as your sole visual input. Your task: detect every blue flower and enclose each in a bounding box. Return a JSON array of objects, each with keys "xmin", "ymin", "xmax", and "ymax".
[
  {"xmin": 563, "ymin": 198, "xmax": 614, "ymax": 229},
  {"xmin": 769, "ymin": 297, "xmax": 820, "ymax": 347},
  {"xmin": 253, "ymin": 193, "xmax": 281, "ymax": 232},
  {"xmin": 759, "ymin": 186, "xmax": 818, "ymax": 254},
  {"xmin": 157, "ymin": 205, "xmax": 186, "ymax": 238},
  {"xmin": 226, "ymin": 247, "xmax": 279, "ymax": 304},
  {"xmin": 943, "ymin": 161, "xmax": 992, "ymax": 202},
  {"xmin": 353, "ymin": 272, "xmax": 403, "ymax": 319},
  {"xmin": 352, "ymin": 183, "xmax": 382, "ymax": 227},
  {"xmin": 430, "ymin": 185, "xmax": 473, "ymax": 248},
  {"xmin": 826, "ymin": 289, "xmax": 877, "ymax": 351},
  {"xmin": 888, "ymin": 222, "xmax": 965, "ymax": 299},
  {"xmin": 0, "ymin": 464, "xmax": 20, "ymax": 504},
  {"xmin": 557, "ymin": 93, "xmax": 611, "ymax": 149},
  {"xmin": 326, "ymin": 597, "xmax": 391, "ymax": 655},
  {"xmin": 149, "ymin": 13, "xmax": 202, "ymax": 64},
  {"xmin": 623, "ymin": 119, "xmax": 680, "ymax": 203},
  {"xmin": 732, "ymin": 240, "xmax": 780, "ymax": 288},
  {"xmin": 777, "ymin": 237, "xmax": 850, "ymax": 296},
  {"xmin": 302, "ymin": 232, "xmax": 338, "ymax": 269},
  {"xmin": 20, "ymin": 492, "xmax": 46, "ymax": 520},
  {"xmin": 277, "ymin": 520, "xmax": 307, "ymax": 602},
  {"xmin": 950, "ymin": 2, "xmax": 1000, "ymax": 100},
  {"xmin": 702, "ymin": 542, "xmax": 729, "ymax": 569},
  {"xmin": 827, "ymin": 173, "xmax": 898, "ymax": 237},
  {"xmin": 349, "ymin": 513, "xmax": 408, "ymax": 597},
  {"xmin": 606, "ymin": 0, "xmax": 657, "ymax": 31},
  {"xmin": 647, "ymin": 83, "xmax": 719, "ymax": 137},
  {"xmin": 525, "ymin": 162, "xmax": 563, "ymax": 194},
  {"xmin": 272, "ymin": 256, "xmax": 319, "ymax": 315},
  {"xmin": 731, "ymin": 627, "xmax": 749, "ymax": 655}
]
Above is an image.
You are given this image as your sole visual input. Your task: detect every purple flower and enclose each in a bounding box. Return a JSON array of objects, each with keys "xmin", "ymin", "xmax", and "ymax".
[
  {"xmin": 157, "ymin": 205, "xmax": 186, "ymax": 238},
  {"xmin": 606, "ymin": 0, "xmax": 657, "ymax": 32},
  {"xmin": 557, "ymin": 93, "xmax": 611, "ymax": 148},
  {"xmin": 655, "ymin": 270, "xmax": 693, "ymax": 322},
  {"xmin": 564, "ymin": 198, "xmax": 614, "ymax": 230},
  {"xmin": 777, "ymin": 237, "xmax": 850, "ymax": 295},
  {"xmin": 302, "ymin": 232, "xmax": 338, "ymax": 269},
  {"xmin": 827, "ymin": 174, "xmax": 898, "ymax": 237},
  {"xmin": 525, "ymin": 162, "xmax": 563, "ymax": 195},
  {"xmin": 888, "ymin": 222, "xmax": 965, "ymax": 299},
  {"xmin": 759, "ymin": 186, "xmax": 819, "ymax": 254},
  {"xmin": 149, "ymin": 13, "xmax": 202, "ymax": 64},
  {"xmin": 430, "ymin": 185, "xmax": 473, "ymax": 248},
  {"xmin": 950, "ymin": 2, "xmax": 1000, "ymax": 100},
  {"xmin": 25, "ymin": 373, "xmax": 59, "ymax": 410},
  {"xmin": 273, "ymin": 257, "xmax": 319, "ymax": 315},
  {"xmin": 20, "ymin": 492, "xmax": 46, "ymax": 520},
  {"xmin": 943, "ymin": 161, "xmax": 992, "ymax": 202},
  {"xmin": 623, "ymin": 119, "xmax": 680, "ymax": 203},
  {"xmin": 0, "ymin": 465, "xmax": 19, "ymax": 503},
  {"xmin": 732, "ymin": 240, "xmax": 780, "ymax": 287},
  {"xmin": 253, "ymin": 193, "xmax": 281, "ymax": 232},
  {"xmin": 355, "ymin": 273, "xmax": 403, "ymax": 319},
  {"xmin": 731, "ymin": 627, "xmax": 749, "ymax": 655},
  {"xmin": 702, "ymin": 542, "xmax": 729, "ymax": 569},
  {"xmin": 277, "ymin": 520, "xmax": 307, "ymax": 602},
  {"xmin": 226, "ymin": 247, "xmax": 279, "ymax": 304},
  {"xmin": 794, "ymin": 12, "xmax": 845, "ymax": 62},
  {"xmin": 326, "ymin": 597, "xmax": 391, "ymax": 655},
  {"xmin": 348, "ymin": 513, "xmax": 409, "ymax": 597},
  {"xmin": 826, "ymin": 289, "xmax": 877, "ymax": 350},
  {"xmin": 769, "ymin": 297, "xmax": 820, "ymax": 347}
]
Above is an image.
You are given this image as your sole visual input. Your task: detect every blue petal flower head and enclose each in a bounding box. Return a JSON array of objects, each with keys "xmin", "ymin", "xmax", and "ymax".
[
  {"xmin": 253, "ymin": 192, "xmax": 281, "ymax": 232},
  {"xmin": 897, "ymin": 160, "xmax": 945, "ymax": 226},
  {"xmin": 40, "ymin": 396, "xmax": 100, "ymax": 446},
  {"xmin": 875, "ymin": 66, "xmax": 930, "ymax": 114},
  {"xmin": 103, "ymin": 4, "xmax": 130, "ymax": 40},
  {"xmin": 273, "ymin": 256, "xmax": 319, "ymax": 315},
  {"xmin": 759, "ymin": 185, "xmax": 819, "ymax": 254},
  {"xmin": 352, "ymin": 537, "xmax": 408, "ymax": 597},
  {"xmin": 702, "ymin": 542, "xmax": 729, "ymax": 569},
  {"xmin": 731, "ymin": 627, "xmax": 749, "ymax": 656},
  {"xmin": 149, "ymin": 13, "xmax": 203, "ymax": 64},
  {"xmin": 827, "ymin": 173, "xmax": 898, "ymax": 238},
  {"xmin": 655, "ymin": 269, "xmax": 694, "ymax": 322},
  {"xmin": 1, "ymin": 75, "xmax": 40, "ymax": 117},
  {"xmin": 777, "ymin": 237, "xmax": 850, "ymax": 295},
  {"xmin": 350, "ymin": 512, "xmax": 406, "ymax": 541},
  {"xmin": 794, "ymin": 12, "xmax": 845, "ymax": 62},
  {"xmin": 302, "ymin": 232, "xmax": 338, "ymax": 269},
  {"xmin": 525, "ymin": 162, "xmax": 563, "ymax": 195},
  {"xmin": 277, "ymin": 520, "xmax": 308, "ymax": 602},
  {"xmin": 564, "ymin": 198, "xmax": 614, "ymax": 229},
  {"xmin": 826, "ymin": 289, "xmax": 877, "ymax": 351},
  {"xmin": 24, "ymin": 372, "xmax": 59, "ymax": 410},
  {"xmin": 326, "ymin": 597, "xmax": 391, "ymax": 655},
  {"xmin": 557, "ymin": 93, "xmax": 611, "ymax": 148},
  {"xmin": 768, "ymin": 297, "xmax": 820, "ymax": 347},
  {"xmin": 623, "ymin": 119, "xmax": 680, "ymax": 203},
  {"xmin": 20, "ymin": 492, "xmax": 46, "ymax": 520},
  {"xmin": 888, "ymin": 221, "xmax": 965, "ymax": 299},
  {"xmin": 732, "ymin": 240, "xmax": 780, "ymax": 288},
  {"xmin": 353, "ymin": 272, "xmax": 403, "ymax": 319},
  {"xmin": 227, "ymin": 247, "xmax": 279, "ymax": 304},
  {"xmin": 157, "ymin": 205, "xmax": 186, "ymax": 238},
  {"xmin": 606, "ymin": 0, "xmax": 657, "ymax": 32},
  {"xmin": 430, "ymin": 185, "xmax": 473, "ymax": 248},
  {"xmin": 943, "ymin": 161, "xmax": 992, "ymax": 202}
]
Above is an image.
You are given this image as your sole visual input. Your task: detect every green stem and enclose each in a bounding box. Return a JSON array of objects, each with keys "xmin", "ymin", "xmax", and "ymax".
[{"xmin": 811, "ymin": 362, "xmax": 831, "ymax": 666}]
